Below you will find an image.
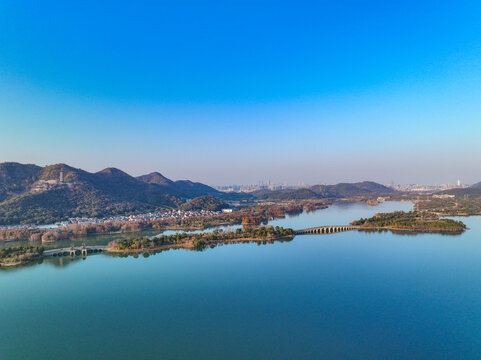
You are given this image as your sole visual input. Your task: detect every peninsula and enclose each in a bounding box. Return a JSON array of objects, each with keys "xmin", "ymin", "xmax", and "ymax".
[
  {"xmin": 107, "ymin": 226, "xmax": 294, "ymax": 253},
  {"xmin": 0, "ymin": 226, "xmax": 294, "ymax": 267}
]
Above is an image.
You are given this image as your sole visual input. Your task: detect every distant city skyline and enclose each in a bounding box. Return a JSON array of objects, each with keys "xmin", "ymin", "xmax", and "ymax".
[{"xmin": 2, "ymin": 1, "xmax": 481, "ymax": 185}]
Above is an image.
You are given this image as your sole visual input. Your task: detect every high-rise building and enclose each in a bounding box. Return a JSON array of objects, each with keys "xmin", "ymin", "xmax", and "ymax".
[{"xmin": 457, "ymin": 179, "xmax": 461, "ymax": 187}]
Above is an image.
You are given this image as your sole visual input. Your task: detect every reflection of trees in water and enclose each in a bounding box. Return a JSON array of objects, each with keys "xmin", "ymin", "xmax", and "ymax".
[
  {"xmin": 0, "ymin": 229, "xmax": 161, "ymax": 252},
  {"xmin": 44, "ymin": 256, "xmax": 84, "ymax": 268},
  {"xmin": 359, "ymin": 229, "xmax": 464, "ymax": 237},
  {"xmin": 0, "ymin": 253, "xmax": 102, "ymax": 272},
  {"xmin": 0, "ymin": 258, "xmax": 44, "ymax": 272},
  {"xmin": 285, "ymin": 212, "xmax": 302, "ymax": 218},
  {"xmin": 390, "ymin": 230, "xmax": 464, "ymax": 237},
  {"xmin": 109, "ymin": 236, "xmax": 295, "ymax": 260}
]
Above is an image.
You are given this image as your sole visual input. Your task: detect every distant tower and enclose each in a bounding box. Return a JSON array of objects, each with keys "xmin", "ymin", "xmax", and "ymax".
[
  {"xmin": 457, "ymin": 179, "xmax": 461, "ymax": 187},
  {"xmin": 59, "ymin": 169, "xmax": 64, "ymax": 183}
]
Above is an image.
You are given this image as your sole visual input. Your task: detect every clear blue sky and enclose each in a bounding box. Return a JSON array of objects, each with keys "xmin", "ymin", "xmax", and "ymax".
[{"xmin": 1, "ymin": 0, "xmax": 481, "ymax": 185}]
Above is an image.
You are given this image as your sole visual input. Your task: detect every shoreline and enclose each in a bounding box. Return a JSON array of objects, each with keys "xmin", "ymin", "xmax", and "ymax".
[
  {"xmin": 107, "ymin": 235, "xmax": 295, "ymax": 254},
  {"xmin": 357, "ymin": 226, "xmax": 467, "ymax": 233},
  {"xmin": 0, "ymin": 255, "xmax": 43, "ymax": 268},
  {"xmin": 0, "ymin": 200, "xmax": 329, "ymax": 243},
  {"xmin": 1, "ymin": 235, "xmax": 294, "ymax": 267},
  {"xmin": 1, "ymin": 225, "xmax": 295, "ymax": 267}
]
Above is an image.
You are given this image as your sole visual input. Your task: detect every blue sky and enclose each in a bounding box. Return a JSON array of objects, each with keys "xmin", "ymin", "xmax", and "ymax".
[{"xmin": 1, "ymin": 0, "xmax": 481, "ymax": 185}]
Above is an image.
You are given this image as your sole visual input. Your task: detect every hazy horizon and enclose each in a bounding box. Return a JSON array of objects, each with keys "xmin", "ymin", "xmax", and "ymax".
[
  {"xmin": 0, "ymin": 160, "xmax": 472, "ymax": 188},
  {"xmin": 2, "ymin": 1, "xmax": 481, "ymax": 185}
]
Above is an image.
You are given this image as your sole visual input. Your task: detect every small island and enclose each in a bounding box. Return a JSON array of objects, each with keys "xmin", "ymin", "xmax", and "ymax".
[
  {"xmin": 0, "ymin": 246, "xmax": 44, "ymax": 267},
  {"xmin": 351, "ymin": 211, "xmax": 467, "ymax": 233},
  {"xmin": 108, "ymin": 226, "xmax": 294, "ymax": 253}
]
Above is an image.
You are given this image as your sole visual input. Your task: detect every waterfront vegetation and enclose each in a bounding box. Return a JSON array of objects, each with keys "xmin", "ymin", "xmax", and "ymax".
[
  {"xmin": 351, "ymin": 211, "xmax": 466, "ymax": 232},
  {"xmin": 109, "ymin": 226, "xmax": 294, "ymax": 252},
  {"xmin": 0, "ymin": 211, "xmax": 259, "ymax": 242},
  {"xmin": 0, "ymin": 246, "xmax": 44, "ymax": 267},
  {"xmin": 416, "ymin": 197, "xmax": 481, "ymax": 216},
  {"xmin": 0, "ymin": 203, "xmax": 314, "ymax": 242}
]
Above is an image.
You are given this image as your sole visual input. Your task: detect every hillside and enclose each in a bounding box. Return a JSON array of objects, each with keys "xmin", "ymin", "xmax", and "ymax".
[
  {"xmin": 439, "ymin": 182, "xmax": 481, "ymax": 197},
  {"xmin": 138, "ymin": 173, "xmax": 249, "ymax": 201},
  {"xmin": 0, "ymin": 163, "xmax": 235, "ymax": 225},
  {"xmin": 137, "ymin": 172, "xmax": 174, "ymax": 186},
  {"xmin": 253, "ymin": 181, "xmax": 396, "ymax": 201},
  {"xmin": 0, "ymin": 163, "xmax": 42, "ymax": 202},
  {"xmin": 310, "ymin": 181, "xmax": 396, "ymax": 198},
  {"xmin": 253, "ymin": 188, "xmax": 322, "ymax": 201},
  {"xmin": 471, "ymin": 181, "xmax": 481, "ymax": 188},
  {"xmin": 179, "ymin": 196, "xmax": 228, "ymax": 211}
]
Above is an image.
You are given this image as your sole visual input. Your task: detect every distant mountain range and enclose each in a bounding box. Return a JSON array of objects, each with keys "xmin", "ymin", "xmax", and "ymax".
[
  {"xmin": 0, "ymin": 162, "xmax": 399, "ymax": 225},
  {"xmin": 137, "ymin": 172, "xmax": 228, "ymax": 199},
  {"xmin": 0, "ymin": 162, "xmax": 240, "ymax": 225},
  {"xmin": 252, "ymin": 181, "xmax": 397, "ymax": 201}
]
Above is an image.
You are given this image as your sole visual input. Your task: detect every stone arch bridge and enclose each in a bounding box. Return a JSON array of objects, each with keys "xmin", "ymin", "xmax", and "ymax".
[
  {"xmin": 43, "ymin": 244, "xmax": 108, "ymax": 257},
  {"xmin": 294, "ymin": 225, "xmax": 358, "ymax": 235}
]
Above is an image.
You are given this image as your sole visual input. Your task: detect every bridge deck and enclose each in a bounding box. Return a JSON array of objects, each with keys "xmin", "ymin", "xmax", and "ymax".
[
  {"xmin": 294, "ymin": 225, "xmax": 358, "ymax": 235},
  {"xmin": 44, "ymin": 245, "xmax": 109, "ymax": 256}
]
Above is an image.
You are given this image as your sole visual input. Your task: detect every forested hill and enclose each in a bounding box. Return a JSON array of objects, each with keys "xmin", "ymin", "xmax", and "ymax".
[
  {"xmin": 0, "ymin": 162, "xmax": 42, "ymax": 202},
  {"xmin": 179, "ymin": 195, "xmax": 228, "ymax": 212},
  {"xmin": 0, "ymin": 163, "xmax": 242, "ymax": 225},
  {"xmin": 310, "ymin": 181, "xmax": 396, "ymax": 198},
  {"xmin": 253, "ymin": 181, "xmax": 397, "ymax": 201}
]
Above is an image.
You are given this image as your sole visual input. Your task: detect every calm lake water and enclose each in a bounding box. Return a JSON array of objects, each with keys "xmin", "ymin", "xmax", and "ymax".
[{"xmin": 1, "ymin": 201, "xmax": 481, "ymax": 359}]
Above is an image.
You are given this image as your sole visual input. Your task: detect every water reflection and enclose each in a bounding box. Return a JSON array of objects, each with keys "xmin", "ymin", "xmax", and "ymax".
[
  {"xmin": 1, "ymin": 201, "xmax": 415, "ymax": 251},
  {"xmin": 359, "ymin": 228, "xmax": 465, "ymax": 236},
  {"xmin": 2, "ymin": 201, "xmax": 481, "ymax": 359}
]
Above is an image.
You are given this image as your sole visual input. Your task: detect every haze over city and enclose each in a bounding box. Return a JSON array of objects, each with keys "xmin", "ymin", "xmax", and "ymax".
[{"xmin": 2, "ymin": 1, "xmax": 481, "ymax": 185}]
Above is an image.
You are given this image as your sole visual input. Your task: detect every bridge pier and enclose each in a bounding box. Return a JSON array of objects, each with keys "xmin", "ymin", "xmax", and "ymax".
[{"xmin": 81, "ymin": 244, "xmax": 88, "ymax": 256}]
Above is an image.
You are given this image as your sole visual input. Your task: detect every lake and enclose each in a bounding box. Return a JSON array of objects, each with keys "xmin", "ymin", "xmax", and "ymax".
[{"xmin": 1, "ymin": 201, "xmax": 481, "ymax": 359}]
